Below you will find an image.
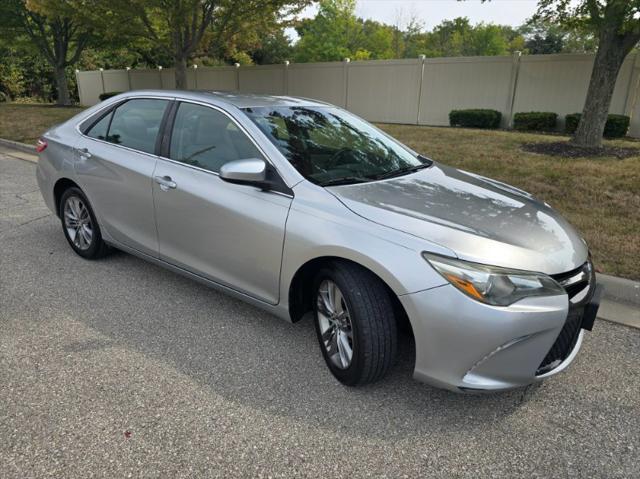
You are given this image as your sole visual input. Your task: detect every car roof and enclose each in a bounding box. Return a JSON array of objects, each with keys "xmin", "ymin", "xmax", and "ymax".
[{"xmin": 121, "ymin": 90, "xmax": 331, "ymax": 109}]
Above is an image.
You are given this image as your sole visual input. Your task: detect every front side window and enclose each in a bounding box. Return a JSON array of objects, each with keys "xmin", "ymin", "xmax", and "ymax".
[
  {"xmin": 102, "ymin": 99, "xmax": 168, "ymax": 154},
  {"xmin": 169, "ymin": 102, "xmax": 263, "ymax": 173},
  {"xmin": 243, "ymin": 106, "xmax": 430, "ymax": 185}
]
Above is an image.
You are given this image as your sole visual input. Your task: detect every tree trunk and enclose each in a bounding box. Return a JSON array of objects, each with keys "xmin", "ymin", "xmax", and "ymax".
[
  {"xmin": 572, "ymin": 30, "xmax": 628, "ymax": 148},
  {"xmin": 174, "ymin": 56, "xmax": 188, "ymax": 89},
  {"xmin": 54, "ymin": 65, "xmax": 71, "ymax": 106}
]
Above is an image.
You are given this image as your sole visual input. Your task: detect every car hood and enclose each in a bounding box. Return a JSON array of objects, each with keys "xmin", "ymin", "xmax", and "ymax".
[{"xmin": 328, "ymin": 163, "xmax": 588, "ymax": 275}]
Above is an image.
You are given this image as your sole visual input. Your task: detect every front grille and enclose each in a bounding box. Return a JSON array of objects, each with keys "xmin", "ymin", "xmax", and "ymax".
[
  {"xmin": 552, "ymin": 263, "xmax": 591, "ymax": 300},
  {"xmin": 536, "ymin": 261, "xmax": 594, "ymax": 375}
]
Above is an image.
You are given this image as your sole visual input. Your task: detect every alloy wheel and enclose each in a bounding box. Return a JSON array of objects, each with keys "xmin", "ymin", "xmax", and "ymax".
[
  {"xmin": 63, "ymin": 196, "xmax": 93, "ymax": 251},
  {"xmin": 316, "ymin": 279, "xmax": 354, "ymax": 369}
]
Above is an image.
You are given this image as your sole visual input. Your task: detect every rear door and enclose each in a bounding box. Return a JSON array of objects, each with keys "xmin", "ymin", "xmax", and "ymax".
[
  {"xmin": 74, "ymin": 98, "xmax": 170, "ymax": 257},
  {"xmin": 152, "ymin": 101, "xmax": 292, "ymax": 304}
]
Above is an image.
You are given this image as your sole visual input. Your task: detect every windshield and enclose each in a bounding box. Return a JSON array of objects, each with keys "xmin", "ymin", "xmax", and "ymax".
[{"xmin": 242, "ymin": 106, "xmax": 430, "ymax": 186}]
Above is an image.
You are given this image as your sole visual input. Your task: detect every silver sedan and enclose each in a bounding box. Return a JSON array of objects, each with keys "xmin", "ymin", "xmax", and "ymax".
[{"xmin": 36, "ymin": 91, "xmax": 601, "ymax": 392}]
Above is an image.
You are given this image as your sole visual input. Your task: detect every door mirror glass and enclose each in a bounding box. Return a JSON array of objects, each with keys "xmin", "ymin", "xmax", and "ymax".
[{"xmin": 219, "ymin": 158, "xmax": 267, "ymax": 187}]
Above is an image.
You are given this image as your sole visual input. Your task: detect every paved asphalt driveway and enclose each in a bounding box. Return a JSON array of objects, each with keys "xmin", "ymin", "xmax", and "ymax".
[{"xmin": 1, "ymin": 154, "xmax": 639, "ymax": 478}]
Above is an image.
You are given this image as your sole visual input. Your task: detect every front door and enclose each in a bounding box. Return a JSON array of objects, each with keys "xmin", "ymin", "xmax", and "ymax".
[{"xmin": 152, "ymin": 101, "xmax": 292, "ymax": 304}]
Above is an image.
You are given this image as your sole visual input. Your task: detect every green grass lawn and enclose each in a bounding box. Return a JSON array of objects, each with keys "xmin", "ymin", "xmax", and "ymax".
[
  {"xmin": 0, "ymin": 103, "xmax": 638, "ymax": 279},
  {"xmin": 0, "ymin": 103, "xmax": 84, "ymax": 145}
]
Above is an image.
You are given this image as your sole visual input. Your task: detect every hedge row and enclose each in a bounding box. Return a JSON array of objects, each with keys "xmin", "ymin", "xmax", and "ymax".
[
  {"xmin": 449, "ymin": 108, "xmax": 630, "ymax": 138},
  {"xmin": 513, "ymin": 112, "xmax": 557, "ymax": 131},
  {"xmin": 449, "ymin": 109, "xmax": 502, "ymax": 129}
]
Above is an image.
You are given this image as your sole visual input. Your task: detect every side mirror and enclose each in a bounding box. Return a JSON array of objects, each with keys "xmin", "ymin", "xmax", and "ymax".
[{"xmin": 219, "ymin": 158, "xmax": 268, "ymax": 188}]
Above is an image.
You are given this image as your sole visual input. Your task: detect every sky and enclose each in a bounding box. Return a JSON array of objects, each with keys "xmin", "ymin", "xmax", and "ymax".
[{"xmin": 299, "ymin": 0, "xmax": 540, "ymax": 30}]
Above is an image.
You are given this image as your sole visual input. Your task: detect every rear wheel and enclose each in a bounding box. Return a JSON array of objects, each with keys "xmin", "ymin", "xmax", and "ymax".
[
  {"xmin": 59, "ymin": 187, "xmax": 109, "ymax": 259},
  {"xmin": 313, "ymin": 261, "xmax": 397, "ymax": 386}
]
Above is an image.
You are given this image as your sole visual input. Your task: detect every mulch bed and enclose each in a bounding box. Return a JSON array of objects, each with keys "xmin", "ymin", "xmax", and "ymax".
[{"xmin": 521, "ymin": 141, "xmax": 639, "ymax": 159}]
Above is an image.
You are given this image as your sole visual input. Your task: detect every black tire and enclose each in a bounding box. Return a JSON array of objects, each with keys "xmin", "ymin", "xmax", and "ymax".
[
  {"xmin": 313, "ymin": 261, "xmax": 397, "ymax": 386},
  {"xmin": 59, "ymin": 187, "xmax": 109, "ymax": 259}
]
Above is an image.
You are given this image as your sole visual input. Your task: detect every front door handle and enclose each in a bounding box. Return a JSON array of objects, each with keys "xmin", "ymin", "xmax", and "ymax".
[
  {"xmin": 78, "ymin": 147, "xmax": 92, "ymax": 160},
  {"xmin": 154, "ymin": 175, "xmax": 177, "ymax": 191}
]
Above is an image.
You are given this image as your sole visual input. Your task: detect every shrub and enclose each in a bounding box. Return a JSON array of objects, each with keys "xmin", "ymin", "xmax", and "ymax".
[
  {"xmin": 565, "ymin": 113, "xmax": 630, "ymax": 138},
  {"xmin": 449, "ymin": 109, "xmax": 502, "ymax": 129},
  {"xmin": 513, "ymin": 112, "xmax": 557, "ymax": 131},
  {"xmin": 99, "ymin": 91, "xmax": 123, "ymax": 101},
  {"xmin": 604, "ymin": 114, "xmax": 631, "ymax": 138},
  {"xmin": 564, "ymin": 113, "xmax": 581, "ymax": 134}
]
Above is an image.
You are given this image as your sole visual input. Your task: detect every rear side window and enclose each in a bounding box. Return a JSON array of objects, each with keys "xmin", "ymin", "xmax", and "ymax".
[
  {"xmin": 169, "ymin": 102, "xmax": 262, "ymax": 173},
  {"xmin": 88, "ymin": 99, "xmax": 169, "ymax": 154},
  {"xmin": 86, "ymin": 112, "xmax": 112, "ymax": 140}
]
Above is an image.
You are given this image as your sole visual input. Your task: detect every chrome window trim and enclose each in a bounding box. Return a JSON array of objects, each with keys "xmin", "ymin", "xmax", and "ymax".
[
  {"xmin": 158, "ymin": 97, "xmax": 293, "ymax": 197},
  {"xmin": 75, "ymin": 95, "xmax": 175, "ymax": 161},
  {"xmin": 75, "ymin": 94, "xmax": 293, "ymax": 198},
  {"xmin": 77, "ymin": 95, "xmax": 174, "ymax": 136}
]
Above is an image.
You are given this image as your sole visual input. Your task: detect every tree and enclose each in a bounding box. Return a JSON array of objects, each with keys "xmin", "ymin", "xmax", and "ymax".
[
  {"xmin": 402, "ymin": 16, "xmax": 428, "ymax": 58},
  {"xmin": 294, "ymin": 0, "xmax": 362, "ymax": 62},
  {"xmin": 250, "ymin": 30, "xmax": 293, "ymax": 65},
  {"xmin": 112, "ymin": 0, "xmax": 309, "ymax": 89},
  {"xmin": 0, "ymin": 0, "xmax": 97, "ymax": 105},
  {"xmin": 536, "ymin": 0, "xmax": 640, "ymax": 147},
  {"xmin": 423, "ymin": 18, "xmax": 524, "ymax": 58},
  {"xmin": 518, "ymin": 18, "xmax": 597, "ymax": 54},
  {"xmin": 293, "ymin": 0, "xmax": 397, "ymax": 62},
  {"xmin": 519, "ymin": 20, "xmax": 564, "ymax": 54}
]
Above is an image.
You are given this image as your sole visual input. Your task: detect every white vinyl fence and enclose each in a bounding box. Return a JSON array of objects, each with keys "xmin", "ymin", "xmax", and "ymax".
[{"xmin": 77, "ymin": 52, "xmax": 640, "ymax": 137}]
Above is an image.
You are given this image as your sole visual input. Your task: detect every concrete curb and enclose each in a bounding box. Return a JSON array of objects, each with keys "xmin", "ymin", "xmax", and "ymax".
[
  {"xmin": 597, "ymin": 273, "xmax": 640, "ymax": 307},
  {"xmin": 0, "ymin": 138, "xmax": 36, "ymax": 154}
]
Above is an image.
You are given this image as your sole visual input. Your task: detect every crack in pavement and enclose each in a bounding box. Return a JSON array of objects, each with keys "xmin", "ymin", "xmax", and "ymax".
[{"xmin": 0, "ymin": 213, "xmax": 52, "ymax": 234}]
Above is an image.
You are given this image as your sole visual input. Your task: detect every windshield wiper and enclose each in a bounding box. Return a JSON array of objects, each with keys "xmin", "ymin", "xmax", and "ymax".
[
  {"xmin": 318, "ymin": 176, "xmax": 372, "ymax": 187},
  {"xmin": 373, "ymin": 156, "xmax": 433, "ymax": 181}
]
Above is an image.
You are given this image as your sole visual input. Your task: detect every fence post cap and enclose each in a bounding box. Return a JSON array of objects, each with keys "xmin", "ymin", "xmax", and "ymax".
[
  {"xmin": 99, "ymin": 68, "xmax": 104, "ymax": 71},
  {"xmin": 158, "ymin": 66, "xmax": 163, "ymax": 70},
  {"xmin": 284, "ymin": 60, "xmax": 290, "ymax": 65},
  {"xmin": 193, "ymin": 64, "xmax": 198, "ymax": 69},
  {"xmin": 418, "ymin": 54, "xmax": 426, "ymax": 60},
  {"xmin": 126, "ymin": 67, "xmax": 131, "ymax": 70},
  {"xmin": 344, "ymin": 58, "xmax": 351, "ymax": 63},
  {"xmin": 234, "ymin": 63, "xmax": 240, "ymax": 68}
]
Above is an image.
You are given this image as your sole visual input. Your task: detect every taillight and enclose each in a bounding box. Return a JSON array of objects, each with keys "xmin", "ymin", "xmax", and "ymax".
[{"xmin": 35, "ymin": 138, "xmax": 48, "ymax": 153}]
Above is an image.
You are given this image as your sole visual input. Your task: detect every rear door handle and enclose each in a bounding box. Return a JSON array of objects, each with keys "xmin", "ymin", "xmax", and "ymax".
[
  {"xmin": 77, "ymin": 147, "xmax": 92, "ymax": 159},
  {"xmin": 154, "ymin": 175, "xmax": 177, "ymax": 191}
]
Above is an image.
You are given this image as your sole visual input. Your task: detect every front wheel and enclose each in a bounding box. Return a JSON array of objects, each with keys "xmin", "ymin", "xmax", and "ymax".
[{"xmin": 313, "ymin": 261, "xmax": 397, "ymax": 386}]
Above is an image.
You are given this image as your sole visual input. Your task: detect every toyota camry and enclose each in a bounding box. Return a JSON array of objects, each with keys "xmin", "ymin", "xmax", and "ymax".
[{"xmin": 36, "ymin": 91, "xmax": 602, "ymax": 392}]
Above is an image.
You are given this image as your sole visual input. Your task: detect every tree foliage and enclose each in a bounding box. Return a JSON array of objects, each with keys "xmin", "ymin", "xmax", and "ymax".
[
  {"xmin": 293, "ymin": 3, "xmax": 526, "ymax": 63},
  {"xmin": 0, "ymin": 0, "xmax": 104, "ymax": 104},
  {"xmin": 519, "ymin": 19, "xmax": 597, "ymax": 54},
  {"xmin": 2, "ymin": 0, "xmax": 633, "ymax": 112},
  {"xmin": 104, "ymin": 0, "xmax": 309, "ymax": 87}
]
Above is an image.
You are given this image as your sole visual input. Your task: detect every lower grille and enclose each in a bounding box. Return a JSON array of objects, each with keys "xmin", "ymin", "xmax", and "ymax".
[
  {"xmin": 536, "ymin": 306, "xmax": 583, "ymax": 375},
  {"xmin": 536, "ymin": 261, "xmax": 594, "ymax": 375}
]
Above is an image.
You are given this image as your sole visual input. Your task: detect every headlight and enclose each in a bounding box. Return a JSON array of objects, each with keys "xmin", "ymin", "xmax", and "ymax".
[{"xmin": 422, "ymin": 253, "xmax": 564, "ymax": 306}]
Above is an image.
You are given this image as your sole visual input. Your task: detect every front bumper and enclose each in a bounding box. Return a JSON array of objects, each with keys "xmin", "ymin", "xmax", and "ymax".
[{"xmin": 400, "ymin": 276, "xmax": 596, "ymax": 392}]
